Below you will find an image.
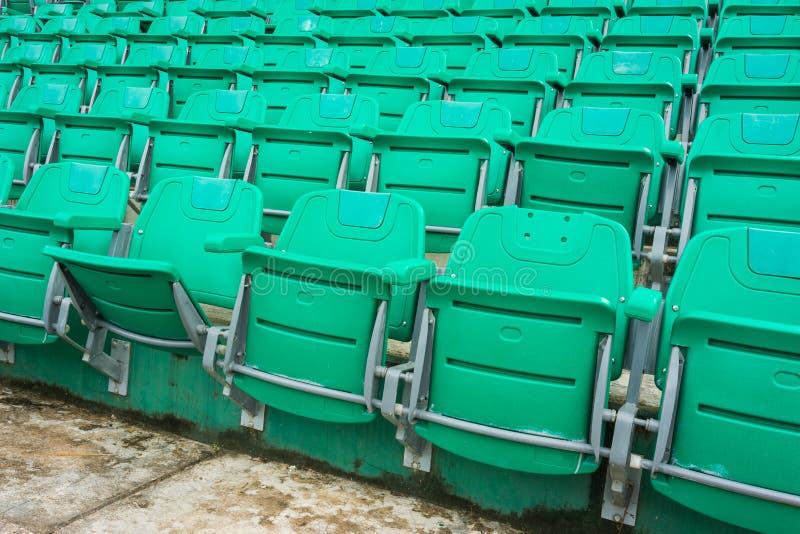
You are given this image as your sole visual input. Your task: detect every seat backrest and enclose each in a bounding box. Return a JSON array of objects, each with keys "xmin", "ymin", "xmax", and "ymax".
[
  {"xmin": 90, "ymin": 86, "xmax": 169, "ymax": 119},
  {"xmin": 685, "ymin": 112, "xmax": 800, "ymax": 236},
  {"xmin": 204, "ymin": 14, "xmax": 266, "ymax": 35},
  {"xmin": 2, "ymin": 42, "xmax": 59, "ymax": 65},
  {"xmin": 39, "ymin": 16, "xmax": 88, "ymax": 35},
  {"xmin": 124, "ymin": 42, "xmax": 188, "ymax": 67},
  {"xmin": 269, "ymin": 13, "xmax": 333, "ymax": 37},
  {"xmin": 503, "ymin": 16, "xmax": 601, "ymax": 77},
  {"xmin": 602, "ymin": 15, "xmax": 700, "ymax": 71},
  {"xmin": 720, "ymin": 0, "xmax": 800, "ymax": 20},
  {"xmin": 627, "ymin": 0, "xmax": 706, "ymax": 19},
  {"xmin": 59, "ymin": 41, "xmax": 118, "ymax": 66},
  {"xmin": 178, "ymin": 89, "xmax": 266, "ymax": 123},
  {"xmin": 314, "ymin": 0, "xmax": 380, "ymax": 17},
  {"xmin": 461, "ymin": 46, "xmax": 559, "ymax": 81},
  {"xmin": 409, "ymin": 16, "xmax": 501, "ymax": 71},
  {"xmin": 700, "ymin": 53, "xmax": 800, "ymax": 118},
  {"xmin": 10, "ymin": 82, "xmax": 82, "ymax": 114},
  {"xmin": 17, "ymin": 161, "xmax": 130, "ymax": 221},
  {"xmin": 277, "ymin": 92, "xmax": 379, "ymax": 130},
  {"xmin": 190, "ymin": 43, "xmax": 263, "ymax": 68},
  {"xmin": 378, "ymin": 0, "xmax": 461, "ymax": 18},
  {"xmin": 539, "ymin": 0, "xmax": 623, "ymax": 22},
  {"xmin": 165, "ymin": 0, "xmax": 212, "ymax": 15},
  {"xmin": 716, "ymin": 15, "xmax": 800, "ymax": 54},
  {"xmin": 516, "ymin": 106, "xmax": 667, "ymax": 232},
  {"xmin": 398, "ymin": 98, "xmax": 510, "ymax": 137},
  {"xmin": 128, "ymin": 176, "xmax": 263, "ymax": 306},
  {"xmin": 146, "ymin": 15, "xmax": 205, "ymax": 35},
  {"xmin": 0, "ymin": 15, "xmax": 39, "ymax": 34},
  {"xmin": 459, "ymin": 0, "xmax": 536, "ymax": 32},
  {"xmin": 90, "ymin": 15, "xmax": 142, "ymax": 35}
]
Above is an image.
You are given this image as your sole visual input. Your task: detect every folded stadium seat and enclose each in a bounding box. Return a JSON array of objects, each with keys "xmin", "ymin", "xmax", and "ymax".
[
  {"xmin": 107, "ymin": 0, "xmax": 165, "ymax": 17},
  {"xmin": 506, "ymin": 107, "xmax": 684, "ymax": 262},
  {"xmin": 367, "ymin": 100, "xmax": 513, "ymax": 252},
  {"xmin": 134, "ymin": 89, "xmax": 264, "ymax": 200},
  {"xmin": 677, "ymin": 113, "xmax": 800, "ymax": 258},
  {"xmin": 310, "ymin": 0, "xmax": 380, "ymax": 18},
  {"xmin": 44, "ymin": 176, "xmax": 264, "ymax": 395},
  {"xmin": 343, "ymin": 46, "xmax": 446, "ymax": 131},
  {"xmin": 166, "ymin": 44, "xmax": 261, "ymax": 116},
  {"xmin": 396, "ymin": 206, "xmax": 656, "ymax": 475},
  {"xmin": 502, "ymin": 16, "xmax": 602, "ymax": 79},
  {"xmin": 247, "ymin": 93, "xmax": 380, "ymax": 234},
  {"xmin": 203, "ymin": 0, "xmax": 269, "ymax": 18},
  {"xmin": 252, "ymin": 14, "xmax": 332, "ymax": 67},
  {"xmin": 601, "ymin": 15, "xmax": 712, "ymax": 77},
  {"xmin": 564, "ymin": 51, "xmax": 694, "ymax": 142},
  {"xmin": 165, "ymin": 0, "xmax": 214, "ymax": 15},
  {"xmin": 715, "ymin": 15, "xmax": 800, "ymax": 56},
  {"xmin": 626, "ymin": 0, "xmax": 707, "ymax": 21},
  {"xmin": 444, "ymin": 47, "xmax": 562, "ymax": 136},
  {"xmin": 250, "ymin": 47, "xmax": 348, "ymax": 124},
  {"xmin": 720, "ymin": 0, "xmax": 800, "ymax": 20},
  {"xmin": 140, "ymin": 14, "xmax": 206, "ymax": 45},
  {"xmin": 203, "ymin": 188, "xmax": 436, "ymax": 427},
  {"xmin": 539, "ymin": 0, "xmax": 625, "ymax": 34},
  {"xmin": 93, "ymin": 42, "xmax": 187, "ymax": 103},
  {"xmin": 458, "ymin": 0, "xmax": 539, "ymax": 33},
  {"xmin": 375, "ymin": 0, "xmax": 463, "ymax": 18},
  {"xmin": 647, "ymin": 226, "xmax": 800, "ymax": 533},
  {"xmin": 0, "ymin": 162, "xmax": 128, "ymax": 352},
  {"xmin": 409, "ymin": 16, "xmax": 501, "ymax": 73},
  {"xmin": 0, "ymin": 42, "xmax": 60, "ymax": 105},
  {"xmin": 187, "ymin": 16, "xmax": 265, "ymax": 63},
  {"xmin": 0, "ymin": 16, "xmax": 39, "ymax": 57},
  {"xmin": 34, "ymin": 3, "xmax": 74, "ymax": 19},
  {"xmin": 0, "ymin": 83, "xmax": 82, "ymax": 196},
  {"xmin": 48, "ymin": 86, "xmax": 169, "ymax": 172},
  {"xmin": 28, "ymin": 39, "xmax": 117, "ymax": 106},
  {"xmin": 696, "ymin": 53, "xmax": 800, "ymax": 128},
  {"xmin": 325, "ymin": 16, "xmax": 412, "ymax": 72}
]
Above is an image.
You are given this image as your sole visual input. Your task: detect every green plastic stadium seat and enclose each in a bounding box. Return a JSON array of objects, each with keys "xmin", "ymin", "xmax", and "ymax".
[
  {"xmin": 326, "ymin": 16, "xmax": 412, "ymax": 71},
  {"xmin": 369, "ymin": 100, "xmax": 513, "ymax": 252},
  {"xmin": 28, "ymin": 40, "xmax": 118, "ymax": 105},
  {"xmin": 410, "ymin": 16, "xmax": 501, "ymax": 72},
  {"xmin": 651, "ymin": 226, "xmax": 800, "ymax": 533},
  {"xmin": 93, "ymin": 42, "xmax": 187, "ymax": 101},
  {"xmin": 446, "ymin": 47, "xmax": 561, "ymax": 136},
  {"xmin": 115, "ymin": 0, "xmax": 165, "ymax": 17},
  {"xmin": 720, "ymin": 0, "xmax": 800, "ymax": 19},
  {"xmin": 0, "ymin": 155, "xmax": 15, "ymax": 203},
  {"xmin": 49, "ymin": 86, "xmax": 169, "ymax": 171},
  {"xmin": 143, "ymin": 15, "xmax": 205, "ymax": 43},
  {"xmin": 510, "ymin": 107, "xmax": 683, "ymax": 257},
  {"xmin": 627, "ymin": 0, "xmax": 707, "ymax": 20},
  {"xmin": 188, "ymin": 16, "xmax": 266, "ymax": 63},
  {"xmin": 697, "ymin": 53, "xmax": 800, "ymax": 124},
  {"xmin": 35, "ymin": 3, "xmax": 75, "ymax": 18},
  {"xmin": 43, "ymin": 176, "xmax": 263, "ymax": 386},
  {"xmin": 564, "ymin": 51, "xmax": 691, "ymax": 140},
  {"xmin": 0, "ymin": 42, "xmax": 59, "ymax": 104},
  {"xmin": 166, "ymin": 45, "xmax": 262, "ymax": 116},
  {"xmin": 410, "ymin": 206, "xmax": 637, "ymax": 474},
  {"xmin": 165, "ymin": 0, "xmax": 214, "ymax": 15},
  {"xmin": 343, "ymin": 46, "xmax": 446, "ymax": 131},
  {"xmin": 311, "ymin": 0, "xmax": 380, "ymax": 18},
  {"xmin": 601, "ymin": 15, "xmax": 705, "ymax": 74},
  {"xmin": 539, "ymin": 0, "xmax": 625, "ymax": 32},
  {"xmin": 715, "ymin": 15, "xmax": 800, "ymax": 55},
  {"xmin": 16, "ymin": 16, "xmax": 88, "ymax": 47},
  {"xmin": 76, "ymin": 2, "xmax": 118, "ymax": 17},
  {"xmin": 250, "ymin": 47, "xmax": 348, "ymax": 124},
  {"xmin": 502, "ymin": 16, "xmax": 602, "ymax": 79},
  {"xmin": 0, "ymin": 83, "xmax": 82, "ymax": 193},
  {"xmin": 208, "ymin": 189, "xmax": 434, "ymax": 424},
  {"xmin": 84, "ymin": 16, "xmax": 144, "ymax": 62},
  {"xmin": 459, "ymin": 0, "xmax": 539, "ymax": 33},
  {"xmin": 247, "ymin": 93, "xmax": 380, "ymax": 234},
  {"xmin": 134, "ymin": 89, "xmax": 264, "ymax": 200},
  {"xmin": 204, "ymin": 0, "xmax": 269, "ymax": 18},
  {"xmin": 0, "ymin": 162, "xmax": 128, "ymax": 346},
  {"xmin": 678, "ymin": 113, "xmax": 800, "ymax": 255},
  {"xmin": 253, "ymin": 14, "xmax": 332, "ymax": 67}
]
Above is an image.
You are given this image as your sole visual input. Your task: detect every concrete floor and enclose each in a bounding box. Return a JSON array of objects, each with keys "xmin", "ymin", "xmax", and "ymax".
[{"xmin": 0, "ymin": 381, "xmax": 522, "ymax": 534}]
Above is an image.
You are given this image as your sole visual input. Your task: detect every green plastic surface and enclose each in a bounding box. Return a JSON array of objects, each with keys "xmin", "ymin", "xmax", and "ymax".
[
  {"xmin": 409, "ymin": 16, "xmax": 501, "ymax": 72},
  {"xmin": 716, "ymin": 15, "xmax": 800, "ymax": 55},
  {"xmin": 327, "ymin": 16, "xmax": 412, "ymax": 71},
  {"xmin": 602, "ymin": 15, "xmax": 701, "ymax": 73}
]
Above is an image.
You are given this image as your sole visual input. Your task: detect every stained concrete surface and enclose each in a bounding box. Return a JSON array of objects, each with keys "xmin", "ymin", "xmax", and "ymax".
[{"xmin": 0, "ymin": 382, "xmax": 521, "ymax": 534}]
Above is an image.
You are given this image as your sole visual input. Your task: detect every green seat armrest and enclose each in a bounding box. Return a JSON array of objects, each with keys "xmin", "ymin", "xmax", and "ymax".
[
  {"xmin": 428, "ymin": 70, "xmax": 453, "ymax": 87},
  {"xmin": 312, "ymin": 28, "xmax": 331, "ymax": 41},
  {"xmin": 82, "ymin": 59, "xmax": 99, "ymax": 69},
  {"xmin": 129, "ymin": 111, "xmax": 156, "ymax": 125},
  {"xmin": 235, "ymin": 64, "xmax": 255, "ymax": 76},
  {"xmin": 52, "ymin": 213, "xmax": 124, "ymax": 231},
  {"xmin": 545, "ymin": 70, "xmax": 567, "ymax": 89},
  {"xmin": 34, "ymin": 106, "xmax": 60, "ymax": 119},
  {"xmin": 700, "ymin": 27, "xmax": 714, "ymax": 44},
  {"xmin": 624, "ymin": 287, "xmax": 662, "ymax": 322},
  {"xmin": 494, "ymin": 129, "xmax": 523, "ymax": 150},
  {"xmin": 394, "ymin": 30, "xmax": 413, "ymax": 43},
  {"xmin": 485, "ymin": 30, "xmax": 502, "ymax": 46},
  {"xmin": 587, "ymin": 28, "xmax": 602, "ymax": 45},
  {"xmin": 382, "ymin": 258, "xmax": 437, "ymax": 285},
  {"xmin": 681, "ymin": 73, "xmax": 698, "ymax": 92},
  {"xmin": 349, "ymin": 124, "xmax": 381, "ymax": 140},
  {"xmin": 204, "ymin": 233, "xmax": 264, "ymax": 253},
  {"xmin": 225, "ymin": 117, "xmax": 259, "ymax": 132},
  {"xmin": 660, "ymin": 140, "xmax": 685, "ymax": 163},
  {"xmin": 323, "ymin": 64, "xmax": 348, "ymax": 81}
]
